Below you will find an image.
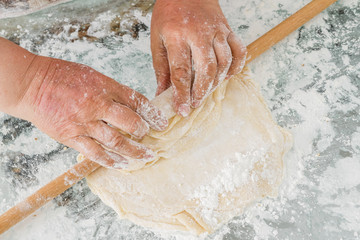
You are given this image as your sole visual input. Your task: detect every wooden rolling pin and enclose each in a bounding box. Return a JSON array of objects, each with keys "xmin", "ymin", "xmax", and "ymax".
[{"xmin": 0, "ymin": 0, "xmax": 337, "ymax": 234}]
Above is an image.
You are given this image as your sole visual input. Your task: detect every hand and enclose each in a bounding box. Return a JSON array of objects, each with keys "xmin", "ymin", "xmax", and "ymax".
[
  {"xmin": 15, "ymin": 56, "xmax": 168, "ymax": 169},
  {"xmin": 151, "ymin": 0, "xmax": 247, "ymax": 117}
]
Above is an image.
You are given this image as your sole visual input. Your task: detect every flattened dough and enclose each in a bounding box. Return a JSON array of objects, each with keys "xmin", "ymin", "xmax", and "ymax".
[{"xmin": 78, "ymin": 68, "xmax": 292, "ymax": 234}]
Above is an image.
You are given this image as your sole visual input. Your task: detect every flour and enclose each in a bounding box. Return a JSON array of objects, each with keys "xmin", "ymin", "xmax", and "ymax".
[
  {"xmin": 0, "ymin": 0, "xmax": 359, "ymax": 239},
  {"xmin": 190, "ymin": 148, "xmax": 268, "ymax": 227}
]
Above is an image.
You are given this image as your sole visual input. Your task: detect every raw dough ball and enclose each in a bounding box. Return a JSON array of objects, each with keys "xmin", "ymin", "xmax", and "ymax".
[{"xmin": 79, "ymin": 68, "xmax": 292, "ymax": 234}]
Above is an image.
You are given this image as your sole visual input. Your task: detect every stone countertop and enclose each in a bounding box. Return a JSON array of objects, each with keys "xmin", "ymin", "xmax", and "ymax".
[{"xmin": 0, "ymin": 0, "xmax": 359, "ymax": 239}]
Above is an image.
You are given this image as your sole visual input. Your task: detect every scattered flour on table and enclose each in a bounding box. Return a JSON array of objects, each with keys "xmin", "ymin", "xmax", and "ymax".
[{"xmin": 0, "ymin": 0, "xmax": 360, "ymax": 239}]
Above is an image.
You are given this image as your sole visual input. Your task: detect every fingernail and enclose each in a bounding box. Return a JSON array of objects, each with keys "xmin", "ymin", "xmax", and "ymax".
[
  {"xmin": 142, "ymin": 149, "xmax": 156, "ymax": 163},
  {"xmin": 159, "ymin": 118, "xmax": 169, "ymax": 130},
  {"xmin": 105, "ymin": 150, "xmax": 128, "ymax": 169},
  {"xmin": 191, "ymin": 99, "xmax": 202, "ymax": 108},
  {"xmin": 178, "ymin": 103, "xmax": 190, "ymax": 117},
  {"xmin": 133, "ymin": 120, "xmax": 149, "ymax": 138},
  {"xmin": 139, "ymin": 103, "xmax": 168, "ymax": 131},
  {"xmin": 150, "ymin": 114, "xmax": 168, "ymax": 132}
]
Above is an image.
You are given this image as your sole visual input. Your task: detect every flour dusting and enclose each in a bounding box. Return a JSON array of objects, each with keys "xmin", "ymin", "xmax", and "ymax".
[{"xmin": 0, "ymin": 0, "xmax": 359, "ymax": 239}]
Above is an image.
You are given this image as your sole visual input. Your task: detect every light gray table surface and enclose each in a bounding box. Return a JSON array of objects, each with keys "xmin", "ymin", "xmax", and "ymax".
[{"xmin": 0, "ymin": 0, "xmax": 359, "ymax": 239}]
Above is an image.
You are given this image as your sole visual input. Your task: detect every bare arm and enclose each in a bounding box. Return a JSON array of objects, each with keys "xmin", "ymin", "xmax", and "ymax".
[
  {"xmin": 0, "ymin": 37, "xmax": 168, "ymax": 169},
  {"xmin": 0, "ymin": 38, "xmax": 37, "ymax": 116}
]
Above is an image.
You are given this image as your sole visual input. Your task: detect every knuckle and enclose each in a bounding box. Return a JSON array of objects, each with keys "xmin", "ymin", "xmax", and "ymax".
[
  {"xmin": 162, "ymin": 25, "xmax": 183, "ymax": 39},
  {"xmin": 110, "ymin": 134, "xmax": 126, "ymax": 150},
  {"xmin": 163, "ymin": 38, "xmax": 184, "ymax": 50},
  {"xmin": 218, "ymin": 23, "xmax": 231, "ymax": 33},
  {"xmin": 87, "ymin": 146, "xmax": 107, "ymax": 163},
  {"xmin": 204, "ymin": 61, "xmax": 217, "ymax": 76},
  {"xmin": 193, "ymin": 78, "xmax": 212, "ymax": 93},
  {"xmin": 200, "ymin": 51, "xmax": 216, "ymax": 66},
  {"xmin": 93, "ymin": 154, "xmax": 112, "ymax": 167},
  {"xmin": 218, "ymin": 55, "xmax": 232, "ymax": 68},
  {"xmin": 172, "ymin": 86, "xmax": 186, "ymax": 101},
  {"xmin": 73, "ymin": 126, "xmax": 85, "ymax": 138},
  {"xmin": 215, "ymin": 30, "xmax": 230, "ymax": 42},
  {"xmin": 196, "ymin": 55, "xmax": 216, "ymax": 73},
  {"xmin": 61, "ymin": 125, "xmax": 84, "ymax": 142},
  {"xmin": 224, "ymin": 46, "xmax": 233, "ymax": 58},
  {"xmin": 102, "ymin": 98, "xmax": 113, "ymax": 109},
  {"xmin": 84, "ymin": 121, "xmax": 99, "ymax": 134},
  {"xmin": 222, "ymin": 29, "xmax": 231, "ymax": 37},
  {"xmin": 228, "ymin": 31, "xmax": 238, "ymax": 41},
  {"xmin": 154, "ymin": 68, "xmax": 170, "ymax": 80},
  {"xmin": 161, "ymin": 23, "xmax": 173, "ymax": 34},
  {"xmin": 232, "ymin": 55, "xmax": 246, "ymax": 67},
  {"xmin": 171, "ymin": 66, "xmax": 191, "ymax": 82},
  {"xmin": 129, "ymin": 90, "xmax": 148, "ymax": 109},
  {"xmin": 127, "ymin": 89, "xmax": 139, "ymax": 102},
  {"xmin": 92, "ymin": 149, "xmax": 104, "ymax": 160},
  {"xmin": 207, "ymin": 49, "xmax": 217, "ymax": 61},
  {"xmin": 234, "ymin": 46, "xmax": 247, "ymax": 58}
]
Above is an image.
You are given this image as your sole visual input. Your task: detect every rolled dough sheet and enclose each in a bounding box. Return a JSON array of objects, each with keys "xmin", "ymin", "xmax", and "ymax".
[{"xmin": 78, "ymin": 67, "xmax": 292, "ymax": 235}]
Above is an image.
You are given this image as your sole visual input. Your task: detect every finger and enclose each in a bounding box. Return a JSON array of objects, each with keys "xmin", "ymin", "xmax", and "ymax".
[
  {"xmin": 102, "ymin": 101, "xmax": 149, "ymax": 139},
  {"xmin": 165, "ymin": 38, "xmax": 192, "ymax": 117},
  {"xmin": 68, "ymin": 136, "xmax": 128, "ymax": 169},
  {"xmin": 112, "ymin": 86, "xmax": 168, "ymax": 131},
  {"xmin": 227, "ymin": 32, "xmax": 247, "ymax": 77},
  {"xmin": 191, "ymin": 43, "xmax": 217, "ymax": 108},
  {"xmin": 86, "ymin": 121, "xmax": 155, "ymax": 161},
  {"xmin": 212, "ymin": 32, "xmax": 232, "ymax": 91},
  {"xmin": 151, "ymin": 35, "xmax": 171, "ymax": 96}
]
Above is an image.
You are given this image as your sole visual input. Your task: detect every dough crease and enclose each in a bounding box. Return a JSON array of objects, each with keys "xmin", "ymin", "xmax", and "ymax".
[{"xmin": 78, "ymin": 67, "xmax": 292, "ymax": 234}]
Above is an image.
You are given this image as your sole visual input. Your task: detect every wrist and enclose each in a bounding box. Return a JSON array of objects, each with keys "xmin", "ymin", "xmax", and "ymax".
[
  {"xmin": 11, "ymin": 55, "xmax": 53, "ymax": 122},
  {"xmin": 0, "ymin": 38, "xmax": 37, "ymax": 116}
]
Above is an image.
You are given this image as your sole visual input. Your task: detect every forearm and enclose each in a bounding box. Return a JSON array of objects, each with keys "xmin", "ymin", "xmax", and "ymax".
[
  {"xmin": 0, "ymin": 37, "xmax": 171, "ymax": 168},
  {"xmin": 0, "ymin": 38, "xmax": 36, "ymax": 114},
  {"xmin": 0, "ymin": 37, "xmax": 50, "ymax": 119}
]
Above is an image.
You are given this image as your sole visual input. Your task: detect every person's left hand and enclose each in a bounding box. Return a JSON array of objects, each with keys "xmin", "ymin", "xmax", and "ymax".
[{"xmin": 151, "ymin": 0, "xmax": 247, "ymax": 117}]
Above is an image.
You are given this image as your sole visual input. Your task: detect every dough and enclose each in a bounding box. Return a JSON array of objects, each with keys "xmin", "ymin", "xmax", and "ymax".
[{"xmin": 78, "ymin": 68, "xmax": 292, "ymax": 234}]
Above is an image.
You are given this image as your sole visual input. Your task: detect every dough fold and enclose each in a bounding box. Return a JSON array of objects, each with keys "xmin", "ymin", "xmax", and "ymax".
[{"xmin": 78, "ymin": 68, "xmax": 292, "ymax": 234}]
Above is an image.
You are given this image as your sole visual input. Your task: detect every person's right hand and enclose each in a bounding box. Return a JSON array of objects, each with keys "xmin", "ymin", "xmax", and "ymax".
[
  {"xmin": 151, "ymin": 0, "xmax": 247, "ymax": 117},
  {"xmin": 14, "ymin": 56, "xmax": 168, "ymax": 169}
]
